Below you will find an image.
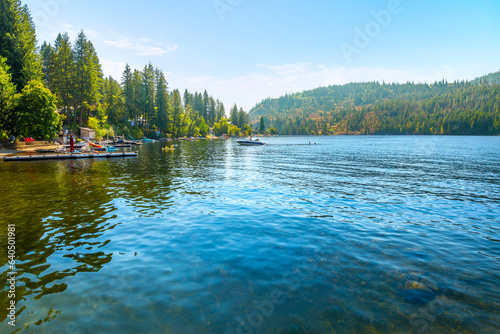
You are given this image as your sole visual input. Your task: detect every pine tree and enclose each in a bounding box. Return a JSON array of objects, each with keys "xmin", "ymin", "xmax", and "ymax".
[
  {"xmin": 237, "ymin": 107, "xmax": 247, "ymax": 129},
  {"xmin": 155, "ymin": 68, "xmax": 170, "ymax": 133},
  {"xmin": 102, "ymin": 76, "xmax": 125, "ymax": 125},
  {"xmin": 122, "ymin": 64, "xmax": 134, "ymax": 122},
  {"xmin": 193, "ymin": 92, "xmax": 203, "ymax": 117},
  {"xmin": 131, "ymin": 69, "xmax": 143, "ymax": 126},
  {"xmin": 40, "ymin": 41, "xmax": 53, "ymax": 86},
  {"xmin": 171, "ymin": 89, "xmax": 182, "ymax": 138},
  {"xmin": 202, "ymin": 90, "xmax": 209, "ymax": 122},
  {"xmin": 208, "ymin": 96, "xmax": 216, "ymax": 126},
  {"xmin": 259, "ymin": 116, "xmax": 266, "ymax": 134},
  {"xmin": 216, "ymin": 100, "xmax": 225, "ymax": 120},
  {"xmin": 73, "ymin": 30, "xmax": 102, "ymax": 128},
  {"xmin": 230, "ymin": 104, "xmax": 238, "ymax": 126},
  {"xmin": 50, "ymin": 32, "xmax": 74, "ymax": 126},
  {"xmin": 183, "ymin": 89, "xmax": 191, "ymax": 108},
  {"xmin": 141, "ymin": 62, "xmax": 155, "ymax": 130},
  {"xmin": 0, "ymin": 57, "xmax": 17, "ymax": 131},
  {"xmin": 0, "ymin": 0, "xmax": 42, "ymax": 91}
]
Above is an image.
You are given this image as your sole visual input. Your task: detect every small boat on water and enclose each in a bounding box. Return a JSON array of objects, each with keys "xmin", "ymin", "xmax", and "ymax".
[{"xmin": 237, "ymin": 139, "xmax": 265, "ymax": 146}]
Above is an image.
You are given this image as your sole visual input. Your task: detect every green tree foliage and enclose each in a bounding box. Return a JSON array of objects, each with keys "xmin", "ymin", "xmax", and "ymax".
[
  {"xmin": 140, "ymin": 62, "xmax": 155, "ymax": 130},
  {"xmin": 48, "ymin": 33, "xmax": 74, "ymax": 126},
  {"xmin": 202, "ymin": 90, "xmax": 209, "ymax": 122},
  {"xmin": 213, "ymin": 118, "xmax": 229, "ymax": 136},
  {"xmin": 171, "ymin": 89, "xmax": 182, "ymax": 137},
  {"xmin": 10, "ymin": 80, "xmax": 62, "ymax": 140},
  {"xmin": 101, "ymin": 76, "xmax": 125, "ymax": 125},
  {"xmin": 245, "ymin": 124, "xmax": 253, "ymax": 136},
  {"xmin": 228, "ymin": 124, "xmax": 240, "ymax": 136},
  {"xmin": 183, "ymin": 89, "xmax": 191, "ymax": 108},
  {"xmin": 121, "ymin": 64, "xmax": 134, "ymax": 122},
  {"xmin": 237, "ymin": 107, "xmax": 247, "ymax": 129},
  {"xmin": 197, "ymin": 114, "xmax": 209, "ymax": 137},
  {"xmin": 208, "ymin": 96, "xmax": 216, "ymax": 125},
  {"xmin": 155, "ymin": 69, "xmax": 171, "ymax": 133},
  {"xmin": 216, "ymin": 99, "xmax": 225, "ymax": 121},
  {"xmin": 230, "ymin": 104, "xmax": 238, "ymax": 126},
  {"xmin": 40, "ymin": 41, "xmax": 53, "ymax": 86},
  {"xmin": 0, "ymin": 57, "xmax": 17, "ymax": 132},
  {"xmin": 259, "ymin": 116, "xmax": 266, "ymax": 134},
  {"xmin": 0, "ymin": 0, "xmax": 42, "ymax": 91},
  {"xmin": 88, "ymin": 116, "xmax": 114, "ymax": 140},
  {"xmin": 73, "ymin": 30, "xmax": 103, "ymax": 127}
]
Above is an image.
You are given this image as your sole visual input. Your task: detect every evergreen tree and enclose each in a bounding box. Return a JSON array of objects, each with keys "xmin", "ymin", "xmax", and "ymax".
[
  {"xmin": 193, "ymin": 92, "xmax": 203, "ymax": 116},
  {"xmin": 155, "ymin": 68, "xmax": 170, "ymax": 133},
  {"xmin": 230, "ymin": 104, "xmax": 238, "ymax": 126},
  {"xmin": 259, "ymin": 116, "xmax": 266, "ymax": 134},
  {"xmin": 183, "ymin": 89, "xmax": 191, "ymax": 108},
  {"xmin": 131, "ymin": 69, "xmax": 143, "ymax": 125},
  {"xmin": 73, "ymin": 30, "xmax": 102, "ymax": 128},
  {"xmin": 208, "ymin": 96, "xmax": 216, "ymax": 126},
  {"xmin": 121, "ymin": 64, "xmax": 134, "ymax": 122},
  {"xmin": 0, "ymin": 0, "xmax": 42, "ymax": 91},
  {"xmin": 101, "ymin": 76, "xmax": 125, "ymax": 125},
  {"xmin": 40, "ymin": 41, "xmax": 53, "ymax": 86},
  {"xmin": 50, "ymin": 32, "xmax": 74, "ymax": 127},
  {"xmin": 216, "ymin": 100, "xmax": 225, "ymax": 120},
  {"xmin": 141, "ymin": 62, "xmax": 155, "ymax": 130},
  {"xmin": 0, "ymin": 57, "xmax": 17, "ymax": 132},
  {"xmin": 171, "ymin": 89, "xmax": 182, "ymax": 138},
  {"xmin": 202, "ymin": 90, "xmax": 209, "ymax": 122},
  {"xmin": 237, "ymin": 107, "xmax": 247, "ymax": 129}
]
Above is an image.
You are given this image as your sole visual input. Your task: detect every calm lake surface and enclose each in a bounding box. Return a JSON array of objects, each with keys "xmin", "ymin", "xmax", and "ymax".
[{"xmin": 1, "ymin": 136, "xmax": 499, "ymax": 333}]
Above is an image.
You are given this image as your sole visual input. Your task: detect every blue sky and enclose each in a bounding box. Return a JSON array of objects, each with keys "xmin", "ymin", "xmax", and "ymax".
[{"xmin": 24, "ymin": 0, "xmax": 500, "ymax": 111}]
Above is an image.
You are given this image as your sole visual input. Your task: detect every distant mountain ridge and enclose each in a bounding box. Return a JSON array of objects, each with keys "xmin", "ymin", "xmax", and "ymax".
[
  {"xmin": 248, "ymin": 73, "xmax": 500, "ymax": 136},
  {"xmin": 472, "ymin": 71, "xmax": 500, "ymax": 85}
]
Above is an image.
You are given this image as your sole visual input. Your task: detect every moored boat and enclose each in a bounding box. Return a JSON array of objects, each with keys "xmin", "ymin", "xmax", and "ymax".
[{"xmin": 237, "ymin": 140, "xmax": 265, "ymax": 146}]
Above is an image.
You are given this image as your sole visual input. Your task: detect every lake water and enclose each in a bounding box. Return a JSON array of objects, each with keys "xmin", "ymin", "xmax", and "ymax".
[{"xmin": 1, "ymin": 136, "xmax": 499, "ymax": 333}]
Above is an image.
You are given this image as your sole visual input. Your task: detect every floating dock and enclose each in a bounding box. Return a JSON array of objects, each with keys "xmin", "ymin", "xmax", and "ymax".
[{"xmin": 2, "ymin": 152, "xmax": 138, "ymax": 162}]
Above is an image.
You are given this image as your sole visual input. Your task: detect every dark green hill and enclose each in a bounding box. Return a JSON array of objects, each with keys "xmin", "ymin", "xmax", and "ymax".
[{"xmin": 249, "ymin": 79, "xmax": 500, "ymax": 136}]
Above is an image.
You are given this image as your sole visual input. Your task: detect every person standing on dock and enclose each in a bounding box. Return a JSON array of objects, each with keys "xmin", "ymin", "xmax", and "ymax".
[{"xmin": 70, "ymin": 135, "xmax": 75, "ymax": 153}]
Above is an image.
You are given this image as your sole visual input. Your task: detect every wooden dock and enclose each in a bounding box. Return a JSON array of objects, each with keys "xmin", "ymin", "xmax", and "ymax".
[{"xmin": 2, "ymin": 152, "xmax": 138, "ymax": 162}]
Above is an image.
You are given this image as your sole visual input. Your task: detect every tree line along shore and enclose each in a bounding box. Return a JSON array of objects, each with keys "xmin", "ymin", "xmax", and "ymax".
[{"xmin": 0, "ymin": 0, "xmax": 267, "ymax": 145}]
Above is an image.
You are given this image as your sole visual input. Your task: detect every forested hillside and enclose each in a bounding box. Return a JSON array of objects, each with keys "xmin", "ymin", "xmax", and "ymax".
[{"xmin": 249, "ymin": 80, "xmax": 500, "ymax": 135}]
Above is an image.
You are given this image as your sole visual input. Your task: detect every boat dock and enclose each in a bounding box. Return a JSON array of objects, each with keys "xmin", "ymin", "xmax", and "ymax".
[{"xmin": 2, "ymin": 152, "xmax": 138, "ymax": 162}]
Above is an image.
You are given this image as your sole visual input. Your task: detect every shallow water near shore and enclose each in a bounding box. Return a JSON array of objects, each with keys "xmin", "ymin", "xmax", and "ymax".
[{"xmin": 0, "ymin": 136, "xmax": 499, "ymax": 333}]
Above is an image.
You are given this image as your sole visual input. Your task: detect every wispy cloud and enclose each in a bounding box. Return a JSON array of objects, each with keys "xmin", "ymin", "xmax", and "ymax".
[
  {"xmin": 101, "ymin": 37, "xmax": 178, "ymax": 56},
  {"xmin": 175, "ymin": 63, "xmax": 457, "ymax": 111}
]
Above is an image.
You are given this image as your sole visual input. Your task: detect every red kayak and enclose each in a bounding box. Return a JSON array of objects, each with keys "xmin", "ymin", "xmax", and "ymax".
[{"xmin": 89, "ymin": 142, "xmax": 103, "ymax": 148}]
